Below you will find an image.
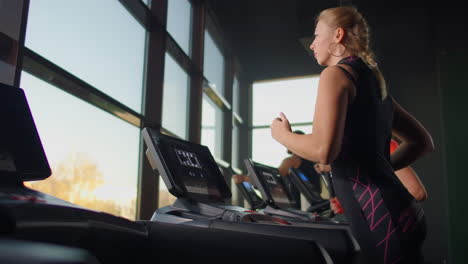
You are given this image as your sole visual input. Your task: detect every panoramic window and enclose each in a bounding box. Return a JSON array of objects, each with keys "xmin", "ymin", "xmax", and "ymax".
[
  {"xmin": 21, "ymin": 72, "xmax": 140, "ymax": 220},
  {"xmin": 162, "ymin": 53, "xmax": 189, "ymax": 139},
  {"xmin": 201, "ymin": 97, "xmax": 223, "ymax": 158},
  {"xmin": 203, "ymin": 30, "xmax": 225, "ymax": 95},
  {"xmin": 167, "ymin": 0, "xmax": 192, "ymax": 56},
  {"xmin": 201, "ymin": 28, "xmax": 226, "ymax": 161},
  {"xmin": 25, "ymin": 0, "xmax": 146, "ymax": 113},
  {"xmin": 251, "ymin": 76, "xmax": 319, "ymax": 167}
]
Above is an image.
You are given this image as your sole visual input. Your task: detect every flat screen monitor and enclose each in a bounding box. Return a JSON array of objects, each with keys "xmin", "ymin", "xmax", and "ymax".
[
  {"xmin": 142, "ymin": 127, "xmax": 231, "ymax": 203},
  {"xmin": 243, "ymin": 158, "xmax": 296, "ymax": 209},
  {"xmin": 0, "ymin": 83, "xmax": 51, "ymax": 181}
]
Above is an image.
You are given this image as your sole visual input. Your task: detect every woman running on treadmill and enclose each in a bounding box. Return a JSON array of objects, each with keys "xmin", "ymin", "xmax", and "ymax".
[{"xmin": 270, "ymin": 6, "xmax": 434, "ymax": 264}]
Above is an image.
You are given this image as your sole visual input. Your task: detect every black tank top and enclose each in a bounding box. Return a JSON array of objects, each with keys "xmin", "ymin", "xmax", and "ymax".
[
  {"xmin": 335, "ymin": 56, "xmax": 394, "ymax": 165},
  {"xmin": 334, "ymin": 55, "xmax": 414, "ymax": 205},
  {"xmin": 331, "ymin": 56, "xmax": 426, "ymax": 264}
]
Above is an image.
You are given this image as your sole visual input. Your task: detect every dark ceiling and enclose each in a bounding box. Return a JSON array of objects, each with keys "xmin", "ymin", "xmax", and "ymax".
[{"xmin": 206, "ymin": 0, "xmax": 340, "ymax": 81}]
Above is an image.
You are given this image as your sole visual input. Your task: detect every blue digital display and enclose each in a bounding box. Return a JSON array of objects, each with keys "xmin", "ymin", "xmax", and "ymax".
[
  {"xmin": 242, "ymin": 181, "xmax": 252, "ymax": 188},
  {"xmin": 299, "ymin": 172, "xmax": 309, "ymax": 182}
]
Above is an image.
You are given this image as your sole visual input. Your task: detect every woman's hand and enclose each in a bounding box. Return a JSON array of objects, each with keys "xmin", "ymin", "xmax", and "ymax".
[
  {"xmin": 314, "ymin": 163, "xmax": 332, "ymax": 174},
  {"xmin": 270, "ymin": 112, "xmax": 292, "ymax": 144}
]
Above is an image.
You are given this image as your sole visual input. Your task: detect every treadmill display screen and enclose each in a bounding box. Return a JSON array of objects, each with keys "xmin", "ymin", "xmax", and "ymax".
[
  {"xmin": 242, "ymin": 181, "xmax": 253, "ymax": 189},
  {"xmin": 143, "ymin": 128, "xmax": 231, "ymax": 202},
  {"xmin": 242, "ymin": 181, "xmax": 262, "ymax": 199},
  {"xmin": 298, "ymin": 171, "xmax": 318, "ymax": 192},
  {"xmin": 175, "ymin": 149, "xmax": 202, "ymax": 169},
  {"xmin": 298, "ymin": 171, "xmax": 309, "ymax": 182},
  {"xmin": 245, "ymin": 159, "xmax": 295, "ymax": 208},
  {"xmin": 259, "ymin": 167, "xmax": 291, "ymax": 207},
  {"xmin": 289, "ymin": 168, "xmax": 324, "ymax": 204}
]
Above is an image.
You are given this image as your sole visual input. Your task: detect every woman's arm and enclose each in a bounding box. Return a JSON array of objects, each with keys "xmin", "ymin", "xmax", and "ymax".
[
  {"xmin": 270, "ymin": 66, "xmax": 354, "ymax": 164},
  {"xmin": 391, "ymin": 98, "xmax": 435, "ymax": 171}
]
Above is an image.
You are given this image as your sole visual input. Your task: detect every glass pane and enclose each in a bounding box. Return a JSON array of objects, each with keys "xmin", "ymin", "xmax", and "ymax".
[
  {"xmin": 167, "ymin": 0, "xmax": 192, "ymax": 56},
  {"xmin": 233, "ymin": 75, "xmax": 240, "ymax": 115},
  {"xmin": 290, "ymin": 124, "xmax": 313, "ymax": 134},
  {"xmin": 201, "ymin": 97, "xmax": 223, "ymax": 158},
  {"xmin": 251, "ymin": 124, "xmax": 312, "ymax": 169},
  {"xmin": 203, "ymin": 30, "xmax": 225, "ymax": 95},
  {"xmin": 232, "ymin": 124, "xmax": 240, "ymax": 169},
  {"xmin": 21, "ymin": 72, "xmax": 139, "ymax": 220},
  {"xmin": 201, "ymin": 98, "xmax": 215, "ymax": 154},
  {"xmin": 251, "ymin": 128, "xmax": 287, "ymax": 168},
  {"xmin": 252, "ymin": 76, "xmax": 319, "ymax": 126},
  {"xmin": 25, "ymin": 0, "xmax": 146, "ymax": 113},
  {"xmin": 162, "ymin": 53, "xmax": 189, "ymax": 139}
]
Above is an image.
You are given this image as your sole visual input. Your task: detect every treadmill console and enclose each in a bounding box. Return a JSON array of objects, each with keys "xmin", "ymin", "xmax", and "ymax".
[
  {"xmin": 142, "ymin": 127, "xmax": 231, "ymax": 203},
  {"xmin": 289, "ymin": 167, "xmax": 332, "ymax": 214},
  {"xmin": 0, "ymin": 83, "xmax": 51, "ymax": 181},
  {"xmin": 236, "ymin": 181, "xmax": 265, "ymax": 210},
  {"xmin": 244, "ymin": 158, "xmax": 297, "ymax": 209},
  {"xmin": 289, "ymin": 167, "xmax": 325, "ymax": 202}
]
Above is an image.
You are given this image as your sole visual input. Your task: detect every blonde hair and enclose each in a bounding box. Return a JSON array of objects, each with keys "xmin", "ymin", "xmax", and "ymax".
[{"xmin": 318, "ymin": 6, "xmax": 387, "ymax": 99}]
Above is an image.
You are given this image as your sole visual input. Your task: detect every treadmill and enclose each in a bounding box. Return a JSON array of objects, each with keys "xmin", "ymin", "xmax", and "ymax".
[
  {"xmin": 244, "ymin": 158, "xmax": 337, "ymax": 223},
  {"xmin": 142, "ymin": 127, "xmax": 361, "ymax": 264},
  {"xmin": 142, "ymin": 127, "xmax": 289, "ymax": 224},
  {"xmin": 288, "ymin": 167, "xmax": 333, "ymax": 216}
]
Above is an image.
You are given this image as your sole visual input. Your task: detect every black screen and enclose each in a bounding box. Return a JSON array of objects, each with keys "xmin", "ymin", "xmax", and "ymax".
[
  {"xmin": 143, "ymin": 128, "xmax": 231, "ymax": 202},
  {"xmin": 245, "ymin": 159, "xmax": 295, "ymax": 208},
  {"xmin": 257, "ymin": 164, "xmax": 294, "ymax": 208},
  {"xmin": 297, "ymin": 170, "xmax": 320, "ymax": 194},
  {"xmin": 290, "ymin": 168, "xmax": 324, "ymax": 203},
  {"xmin": 0, "ymin": 83, "xmax": 51, "ymax": 181}
]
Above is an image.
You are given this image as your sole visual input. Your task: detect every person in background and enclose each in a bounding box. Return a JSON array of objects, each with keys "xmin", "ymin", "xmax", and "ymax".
[
  {"xmin": 233, "ymin": 130, "xmax": 320, "ymax": 210},
  {"xmin": 278, "ymin": 130, "xmax": 321, "ymax": 209}
]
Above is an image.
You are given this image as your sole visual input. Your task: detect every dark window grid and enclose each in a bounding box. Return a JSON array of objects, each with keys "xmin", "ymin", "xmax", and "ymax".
[
  {"xmin": 251, "ymin": 122, "xmax": 314, "ymax": 130},
  {"xmin": 22, "ymin": 47, "xmax": 143, "ymax": 128}
]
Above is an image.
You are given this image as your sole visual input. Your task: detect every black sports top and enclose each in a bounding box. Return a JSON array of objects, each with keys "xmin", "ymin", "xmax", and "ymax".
[{"xmin": 330, "ymin": 56, "xmax": 426, "ymax": 264}]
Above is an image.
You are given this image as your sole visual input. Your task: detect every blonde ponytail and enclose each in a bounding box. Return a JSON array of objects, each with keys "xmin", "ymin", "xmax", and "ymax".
[
  {"xmin": 361, "ymin": 51, "xmax": 387, "ymax": 100},
  {"xmin": 318, "ymin": 6, "xmax": 388, "ymax": 100}
]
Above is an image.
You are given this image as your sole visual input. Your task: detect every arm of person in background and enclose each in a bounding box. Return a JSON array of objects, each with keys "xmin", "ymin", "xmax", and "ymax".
[
  {"xmin": 390, "ymin": 98, "xmax": 435, "ymax": 171},
  {"xmin": 232, "ymin": 174, "xmax": 250, "ymax": 184},
  {"xmin": 390, "ymin": 138, "xmax": 428, "ymax": 201},
  {"xmin": 395, "ymin": 166, "xmax": 427, "ymax": 201},
  {"xmin": 278, "ymin": 156, "xmax": 300, "ymax": 177}
]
